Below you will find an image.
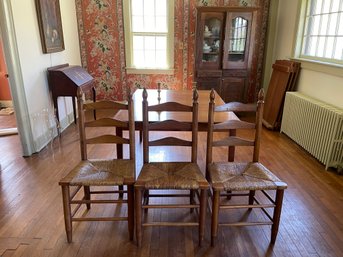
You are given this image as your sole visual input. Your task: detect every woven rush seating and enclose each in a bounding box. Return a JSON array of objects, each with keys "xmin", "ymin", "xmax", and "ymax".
[
  {"xmin": 135, "ymin": 88, "xmax": 209, "ymax": 247},
  {"xmin": 59, "ymin": 88, "xmax": 135, "ymax": 243},
  {"xmin": 136, "ymin": 162, "xmax": 208, "ymax": 189},
  {"xmin": 209, "ymin": 162, "xmax": 285, "ymax": 191},
  {"xmin": 206, "ymin": 89, "xmax": 287, "ymax": 246}
]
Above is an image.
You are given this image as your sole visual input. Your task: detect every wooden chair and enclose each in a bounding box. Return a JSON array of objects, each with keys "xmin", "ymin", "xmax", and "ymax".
[
  {"xmin": 135, "ymin": 88, "xmax": 209, "ymax": 247},
  {"xmin": 59, "ymin": 88, "xmax": 135, "ymax": 243},
  {"xmin": 206, "ymin": 89, "xmax": 287, "ymax": 246}
]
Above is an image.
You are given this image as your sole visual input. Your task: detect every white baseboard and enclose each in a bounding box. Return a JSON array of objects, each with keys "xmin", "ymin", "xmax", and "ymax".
[{"xmin": 33, "ymin": 112, "xmax": 75, "ymax": 152}]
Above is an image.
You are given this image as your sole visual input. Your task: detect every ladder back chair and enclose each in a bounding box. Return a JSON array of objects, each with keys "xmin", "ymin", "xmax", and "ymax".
[
  {"xmin": 207, "ymin": 89, "xmax": 287, "ymax": 246},
  {"xmin": 135, "ymin": 88, "xmax": 209, "ymax": 247},
  {"xmin": 59, "ymin": 88, "xmax": 135, "ymax": 243}
]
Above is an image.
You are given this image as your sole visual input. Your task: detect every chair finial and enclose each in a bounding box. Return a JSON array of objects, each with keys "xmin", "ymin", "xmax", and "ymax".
[
  {"xmin": 210, "ymin": 88, "xmax": 215, "ymax": 103},
  {"xmin": 157, "ymin": 82, "xmax": 161, "ymax": 102},
  {"xmin": 126, "ymin": 87, "xmax": 132, "ymax": 101},
  {"xmin": 192, "ymin": 81, "xmax": 197, "ymax": 90},
  {"xmin": 77, "ymin": 88, "xmax": 83, "ymax": 99},
  {"xmin": 193, "ymin": 88, "xmax": 199, "ymax": 103},
  {"xmin": 258, "ymin": 88, "xmax": 265, "ymax": 104},
  {"xmin": 143, "ymin": 88, "xmax": 148, "ymax": 100}
]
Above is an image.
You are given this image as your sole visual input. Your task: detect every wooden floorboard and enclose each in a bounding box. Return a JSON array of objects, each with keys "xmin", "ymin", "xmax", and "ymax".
[{"xmin": 0, "ymin": 114, "xmax": 342, "ymax": 256}]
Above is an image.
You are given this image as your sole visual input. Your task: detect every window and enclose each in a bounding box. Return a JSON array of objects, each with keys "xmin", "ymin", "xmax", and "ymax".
[
  {"xmin": 297, "ymin": 0, "xmax": 343, "ymax": 65},
  {"xmin": 229, "ymin": 17, "xmax": 248, "ymax": 61},
  {"xmin": 123, "ymin": 0, "xmax": 174, "ymax": 74}
]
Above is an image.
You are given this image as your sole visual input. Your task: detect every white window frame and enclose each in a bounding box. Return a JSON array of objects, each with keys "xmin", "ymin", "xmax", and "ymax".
[
  {"xmin": 293, "ymin": 0, "xmax": 343, "ymax": 73},
  {"xmin": 123, "ymin": 0, "xmax": 174, "ymax": 75}
]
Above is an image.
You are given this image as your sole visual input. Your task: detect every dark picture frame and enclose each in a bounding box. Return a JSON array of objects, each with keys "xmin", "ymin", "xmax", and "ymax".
[{"xmin": 35, "ymin": 0, "xmax": 65, "ymax": 53}]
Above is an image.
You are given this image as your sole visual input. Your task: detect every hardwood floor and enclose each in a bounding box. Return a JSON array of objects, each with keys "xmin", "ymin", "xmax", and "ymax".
[
  {"xmin": 0, "ymin": 120, "xmax": 342, "ymax": 256},
  {"xmin": 0, "ymin": 112, "xmax": 16, "ymax": 129}
]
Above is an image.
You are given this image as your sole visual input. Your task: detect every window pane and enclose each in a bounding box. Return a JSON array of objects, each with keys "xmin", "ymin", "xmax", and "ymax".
[
  {"xmin": 338, "ymin": 15, "xmax": 343, "ymax": 35},
  {"xmin": 328, "ymin": 13, "xmax": 338, "ymax": 35},
  {"xmin": 322, "ymin": 0, "xmax": 331, "ymax": 13},
  {"xmin": 134, "ymin": 50, "xmax": 145, "ymax": 67},
  {"xmin": 304, "ymin": 36, "xmax": 318, "ymax": 55},
  {"xmin": 331, "ymin": 0, "xmax": 340, "ymax": 11},
  {"xmin": 156, "ymin": 0, "xmax": 167, "ymax": 16},
  {"xmin": 144, "ymin": 0, "xmax": 154, "ymax": 16},
  {"xmin": 133, "ymin": 36, "xmax": 144, "ymax": 50},
  {"xmin": 144, "ymin": 36, "xmax": 156, "ymax": 50},
  {"xmin": 319, "ymin": 14, "xmax": 329, "ymax": 35},
  {"xmin": 325, "ymin": 36, "xmax": 335, "ymax": 58},
  {"xmin": 156, "ymin": 50, "xmax": 167, "ymax": 68},
  {"xmin": 315, "ymin": 0, "xmax": 323, "ymax": 14},
  {"xmin": 132, "ymin": 0, "xmax": 143, "ymax": 15},
  {"xmin": 144, "ymin": 16, "xmax": 155, "ymax": 32},
  {"xmin": 300, "ymin": 0, "xmax": 343, "ymax": 62},
  {"xmin": 317, "ymin": 36, "xmax": 326, "ymax": 56},
  {"xmin": 132, "ymin": 16, "xmax": 144, "ymax": 32},
  {"xmin": 156, "ymin": 36, "xmax": 167, "ymax": 50},
  {"xmin": 333, "ymin": 37, "xmax": 343, "ymax": 59},
  {"xmin": 156, "ymin": 16, "xmax": 167, "ymax": 32},
  {"xmin": 313, "ymin": 15, "xmax": 320, "ymax": 35},
  {"xmin": 304, "ymin": 17, "xmax": 310, "ymax": 36},
  {"xmin": 127, "ymin": 0, "xmax": 173, "ymax": 69},
  {"xmin": 145, "ymin": 50, "xmax": 156, "ymax": 67}
]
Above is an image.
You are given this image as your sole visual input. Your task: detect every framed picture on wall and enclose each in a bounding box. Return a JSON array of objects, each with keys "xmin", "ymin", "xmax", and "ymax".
[{"xmin": 35, "ymin": 0, "xmax": 65, "ymax": 53}]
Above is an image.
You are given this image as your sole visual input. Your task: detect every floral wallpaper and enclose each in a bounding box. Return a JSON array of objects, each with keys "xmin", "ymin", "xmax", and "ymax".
[{"xmin": 75, "ymin": 0, "xmax": 267, "ymax": 101}]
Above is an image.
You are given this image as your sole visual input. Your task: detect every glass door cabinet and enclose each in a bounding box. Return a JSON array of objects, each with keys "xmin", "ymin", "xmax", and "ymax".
[{"xmin": 195, "ymin": 7, "xmax": 264, "ymax": 103}]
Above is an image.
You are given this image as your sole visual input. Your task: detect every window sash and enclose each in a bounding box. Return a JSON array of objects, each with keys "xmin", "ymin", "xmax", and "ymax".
[
  {"xmin": 300, "ymin": 0, "xmax": 343, "ymax": 64},
  {"xmin": 123, "ymin": 0, "xmax": 174, "ymax": 71}
]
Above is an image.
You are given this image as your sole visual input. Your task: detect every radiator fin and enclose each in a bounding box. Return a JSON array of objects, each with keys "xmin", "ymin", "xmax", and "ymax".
[{"xmin": 281, "ymin": 92, "xmax": 343, "ymax": 170}]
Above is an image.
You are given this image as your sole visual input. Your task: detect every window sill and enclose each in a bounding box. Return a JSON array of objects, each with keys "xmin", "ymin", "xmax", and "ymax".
[
  {"xmin": 126, "ymin": 68, "xmax": 175, "ymax": 75},
  {"xmin": 290, "ymin": 57, "xmax": 343, "ymax": 78}
]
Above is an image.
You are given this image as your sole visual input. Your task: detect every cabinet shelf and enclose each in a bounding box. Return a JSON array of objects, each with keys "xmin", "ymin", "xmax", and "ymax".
[
  {"xmin": 203, "ymin": 36, "xmax": 220, "ymax": 40},
  {"xmin": 203, "ymin": 52, "xmax": 219, "ymax": 55}
]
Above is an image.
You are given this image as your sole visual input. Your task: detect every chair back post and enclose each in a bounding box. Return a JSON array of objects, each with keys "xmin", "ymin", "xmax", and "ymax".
[
  {"xmin": 127, "ymin": 89, "xmax": 135, "ymax": 162},
  {"xmin": 191, "ymin": 89, "xmax": 199, "ymax": 163},
  {"xmin": 206, "ymin": 89, "xmax": 215, "ymax": 177},
  {"xmin": 142, "ymin": 88, "xmax": 149, "ymax": 164},
  {"xmin": 253, "ymin": 89, "xmax": 265, "ymax": 162},
  {"xmin": 77, "ymin": 88, "xmax": 87, "ymax": 160}
]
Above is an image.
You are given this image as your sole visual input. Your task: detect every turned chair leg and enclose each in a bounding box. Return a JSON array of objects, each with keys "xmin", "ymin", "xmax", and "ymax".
[
  {"xmin": 271, "ymin": 189, "xmax": 284, "ymax": 244},
  {"xmin": 127, "ymin": 185, "xmax": 134, "ymax": 241},
  {"xmin": 143, "ymin": 189, "xmax": 149, "ymax": 213},
  {"xmin": 199, "ymin": 189, "xmax": 207, "ymax": 246},
  {"xmin": 135, "ymin": 188, "xmax": 142, "ymax": 247},
  {"xmin": 211, "ymin": 189, "xmax": 220, "ymax": 247},
  {"xmin": 61, "ymin": 185, "xmax": 73, "ymax": 243},
  {"xmin": 190, "ymin": 189, "xmax": 195, "ymax": 213},
  {"xmin": 226, "ymin": 190, "xmax": 232, "ymax": 200},
  {"xmin": 84, "ymin": 186, "xmax": 91, "ymax": 209},
  {"xmin": 118, "ymin": 185, "xmax": 124, "ymax": 198}
]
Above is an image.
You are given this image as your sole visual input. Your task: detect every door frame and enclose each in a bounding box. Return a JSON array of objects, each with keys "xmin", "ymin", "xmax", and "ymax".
[{"xmin": 0, "ymin": 0, "xmax": 35, "ymax": 156}]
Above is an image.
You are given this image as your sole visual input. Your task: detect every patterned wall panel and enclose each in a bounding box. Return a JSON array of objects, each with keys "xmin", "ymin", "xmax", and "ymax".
[{"xmin": 75, "ymin": 0, "xmax": 267, "ymax": 100}]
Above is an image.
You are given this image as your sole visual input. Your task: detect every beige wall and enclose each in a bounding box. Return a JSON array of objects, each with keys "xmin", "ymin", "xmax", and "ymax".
[
  {"xmin": 265, "ymin": 0, "xmax": 343, "ymax": 109},
  {"xmin": 10, "ymin": 0, "xmax": 81, "ymax": 150}
]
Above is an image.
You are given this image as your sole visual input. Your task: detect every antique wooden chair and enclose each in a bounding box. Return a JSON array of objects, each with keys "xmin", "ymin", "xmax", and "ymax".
[
  {"xmin": 206, "ymin": 89, "xmax": 287, "ymax": 246},
  {"xmin": 59, "ymin": 88, "xmax": 135, "ymax": 243},
  {"xmin": 135, "ymin": 88, "xmax": 209, "ymax": 247}
]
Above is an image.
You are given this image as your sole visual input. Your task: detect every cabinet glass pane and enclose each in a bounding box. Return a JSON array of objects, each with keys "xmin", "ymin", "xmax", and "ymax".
[
  {"xmin": 202, "ymin": 17, "xmax": 221, "ymax": 63},
  {"xmin": 228, "ymin": 17, "xmax": 248, "ymax": 62}
]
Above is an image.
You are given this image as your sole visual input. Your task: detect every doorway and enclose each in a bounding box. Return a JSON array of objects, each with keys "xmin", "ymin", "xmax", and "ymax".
[
  {"xmin": 0, "ymin": 36, "xmax": 17, "ymax": 136},
  {"xmin": 0, "ymin": 0, "xmax": 35, "ymax": 156}
]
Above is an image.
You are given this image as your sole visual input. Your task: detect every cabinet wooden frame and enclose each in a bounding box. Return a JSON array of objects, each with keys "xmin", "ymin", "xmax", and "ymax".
[{"xmin": 194, "ymin": 6, "xmax": 266, "ymax": 104}]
